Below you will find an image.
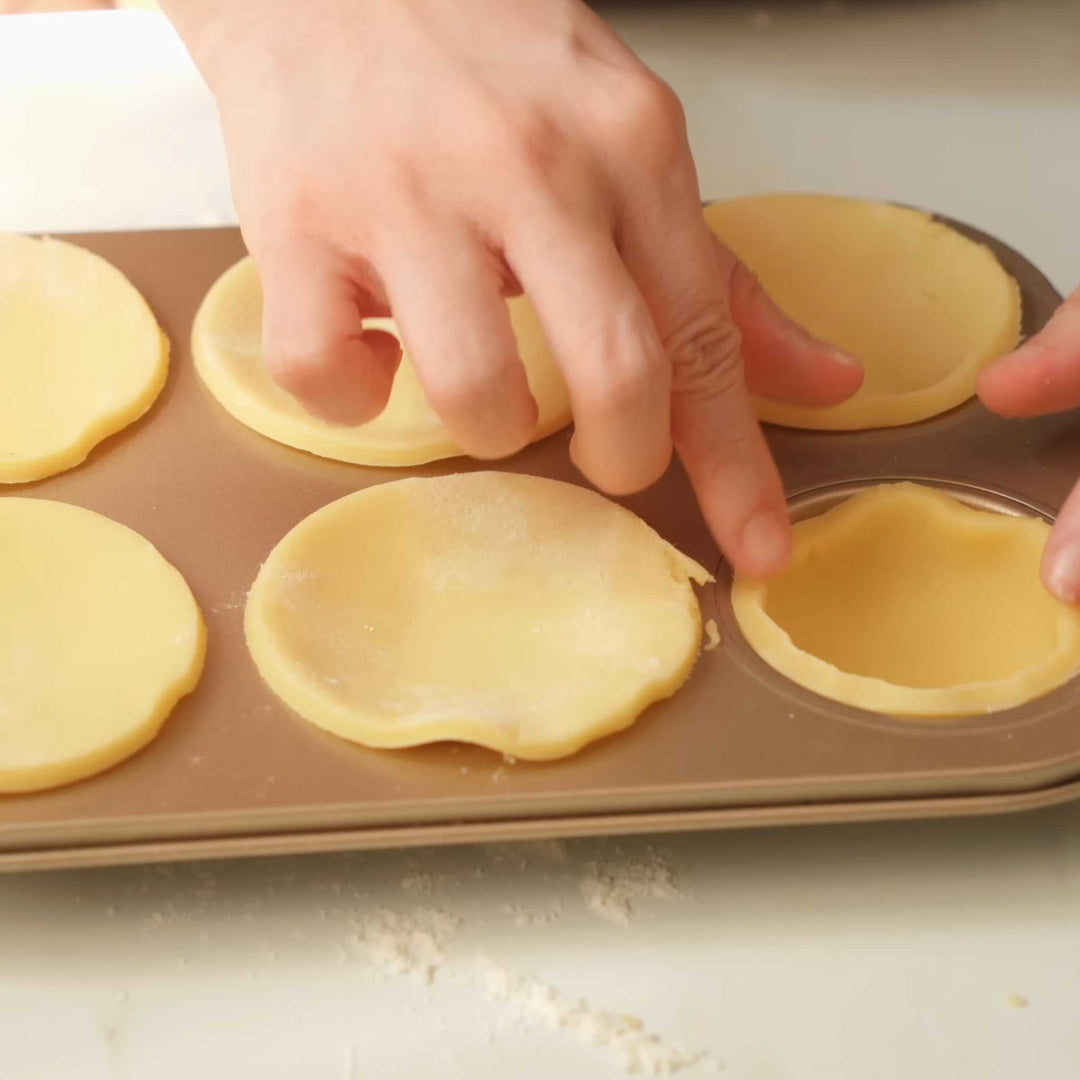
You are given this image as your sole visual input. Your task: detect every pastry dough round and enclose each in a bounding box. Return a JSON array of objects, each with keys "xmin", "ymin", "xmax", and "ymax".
[
  {"xmin": 704, "ymin": 195, "xmax": 1021, "ymax": 430},
  {"xmin": 193, "ymin": 257, "xmax": 572, "ymax": 466},
  {"xmin": 732, "ymin": 483, "xmax": 1080, "ymax": 717},
  {"xmin": 245, "ymin": 472, "xmax": 711, "ymax": 759},
  {"xmin": 0, "ymin": 499, "xmax": 205, "ymax": 791},
  {"xmin": 0, "ymin": 234, "xmax": 168, "ymax": 483}
]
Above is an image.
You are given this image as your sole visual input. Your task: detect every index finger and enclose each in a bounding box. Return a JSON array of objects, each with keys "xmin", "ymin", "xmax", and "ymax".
[{"xmin": 618, "ymin": 200, "xmax": 790, "ymax": 577}]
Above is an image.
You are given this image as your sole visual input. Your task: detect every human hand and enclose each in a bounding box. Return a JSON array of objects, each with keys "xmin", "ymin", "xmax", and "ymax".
[
  {"xmin": 978, "ymin": 286, "xmax": 1080, "ymax": 600},
  {"xmin": 164, "ymin": 0, "xmax": 861, "ymax": 576}
]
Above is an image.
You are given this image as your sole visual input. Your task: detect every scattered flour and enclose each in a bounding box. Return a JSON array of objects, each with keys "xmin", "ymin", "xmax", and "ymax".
[
  {"xmin": 581, "ymin": 852, "xmax": 682, "ymax": 926},
  {"xmin": 481, "ymin": 960, "xmax": 715, "ymax": 1076},
  {"xmin": 503, "ymin": 900, "xmax": 565, "ymax": 928},
  {"xmin": 703, "ymin": 619, "xmax": 721, "ymax": 652},
  {"xmin": 398, "ymin": 870, "xmax": 465, "ymax": 896},
  {"xmin": 349, "ymin": 907, "xmax": 461, "ymax": 985}
]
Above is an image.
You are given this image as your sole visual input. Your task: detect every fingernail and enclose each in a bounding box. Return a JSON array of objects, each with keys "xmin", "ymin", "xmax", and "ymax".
[
  {"xmin": 1046, "ymin": 541, "xmax": 1080, "ymax": 603},
  {"xmin": 829, "ymin": 344, "xmax": 862, "ymax": 367},
  {"xmin": 740, "ymin": 511, "xmax": 790, "ymax": 575}
]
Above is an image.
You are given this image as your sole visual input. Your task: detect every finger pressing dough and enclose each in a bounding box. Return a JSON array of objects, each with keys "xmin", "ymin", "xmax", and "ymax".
[
  {"xmin": 0, "ymin": 499, "xmax": 205, "ymax": 792},
  {"xmin": 193, "ymin": 257, "xmax": 572, "ymax": 466},
  {"xmin": 732, "ymin": 483, "xmax": 1080, "ymax": 716},
  {"xmin": 704, "ymin": 194, "xmax": 1022, "ymax": 430},
  {"xmin": 0, "ymin": 234, "xmax": 168, "ymax": 483},
  {"xmin": 245, "ymin": 472, "xmax": 712, "ymax": 759}
]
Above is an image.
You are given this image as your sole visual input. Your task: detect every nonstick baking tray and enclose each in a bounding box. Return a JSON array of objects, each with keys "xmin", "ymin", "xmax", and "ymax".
[{"xmin": 2, "ymin": 215, "xmax": 1078, "ymax": 871}]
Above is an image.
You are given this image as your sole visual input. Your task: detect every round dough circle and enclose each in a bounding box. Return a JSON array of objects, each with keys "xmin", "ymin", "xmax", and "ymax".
[
  {"xmin": 0, "ymin": 499, "xmax": 206, "ymax": 791},
  {"xmin": 245, "ymin": 472, "xmax": 711, "ymax": 759},
  {"xmin": 704, "ymin": 194, "xmax": 1021, "ymax": 430},
  {"xmin": 0, "ymin": 234, "xmax": 168, "ymax": 483},
  {"xmin": 193, "ymin": 257, "xmax": 572, "ymax": 466},
  {"xmin": 731, "ymin": 483, "xmax": 1080, "ymax": 716}
]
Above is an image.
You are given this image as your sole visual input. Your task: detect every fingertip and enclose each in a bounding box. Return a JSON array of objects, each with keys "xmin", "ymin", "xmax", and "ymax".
[
  {"xmin": 265, "ymin": 334, "xmax": 398, "ymax": 426},
  {"xmin": 1043, "ymin": 538, "xmax": 1080, "ymax": 604},
  {"xmin": 734, "ymin": 269, "xmax": 865, "ymax": 407},
  {"xmin": 569, "ymin": 428, "xmax": 673, "ymax": 496},
  {"xmin": 974, "ymin": 363, "xmax": 1008, "ymax": 413},
  {"xmin": 422, "ymin": 361, "xmax": 540, "ymax": 460},
  {"xmin": 362, "ymin": 327, "xmax": 404, "ymax": 371},
  {"xmin": 810, "ymin": 343, "xmax": 866, "ymax": 405},
  {"xmin": 975, "ymin": 354, "xmax": 1044, "ymax": 419}
]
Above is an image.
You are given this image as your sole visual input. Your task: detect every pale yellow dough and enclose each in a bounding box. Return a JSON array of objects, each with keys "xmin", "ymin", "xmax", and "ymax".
[
  {"xmin": 732, "ymin": 483, "xmax": 1080, "ymax": 717},
  {"xmin": 193, "ymin": 257, "xmax": 572, "ymax": 466},
  {"xmin": 704, "ymin": 194, "xmax": 1022, "ymax": 430},
  {"xmin": 245, "ymin": 472, "xmax": 712, "ymax": 759},
  {"xmin": 0, "ymin": 234, "xmax": 168, "ymax": 483},
  {"xmin": 0, "ymin": 499, "xmax": 205, "ymax": 792}
]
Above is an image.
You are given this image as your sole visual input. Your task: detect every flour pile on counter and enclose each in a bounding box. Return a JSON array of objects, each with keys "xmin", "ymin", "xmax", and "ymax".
[
  {"xmin": 85, "ymin": 842, "xmax": 714, "ymax": 1076},
  {"xmin": 350, "ymin": 907, "xmax": 462, "ymax": 986},
  {"xmin": 581, "ymin": 852, "xmax": 683, "ymax": 926},
  {"xmin": 480, "ymin": 959, "xmax": 718, "ymax": 1076}
]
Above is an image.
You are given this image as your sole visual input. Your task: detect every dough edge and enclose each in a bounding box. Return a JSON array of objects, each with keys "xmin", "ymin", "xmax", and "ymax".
[
  {"xmin": 0, "ymin": 499, "xmax": 207, "ymax": 792},
  {"xmin": 0, "ymin": 235, "xmax": 170, "ymax": 485},
  {"xmin": 703, "ymin": 195, "xmax": 1023, "ymax": 431},
  {"xmin": 192, "ymin": 257, "xmax": 572, "ymax": 467},
  {"xmin": 244, "ymin": 474, "xmax": 714, "ymax": 760},
  {"xmin": 731, "ymin": 483, "xmax": 1080, "ymax": 717}
]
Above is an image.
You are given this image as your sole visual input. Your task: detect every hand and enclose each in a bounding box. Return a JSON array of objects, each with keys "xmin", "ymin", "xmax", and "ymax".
[
  {"xmin": 164, "ymin": 0, "xmax": 861, "ymax": 576},
  {"xmin": 978, "ymin": 286, "xmax": 1080, "ymax": 600}
]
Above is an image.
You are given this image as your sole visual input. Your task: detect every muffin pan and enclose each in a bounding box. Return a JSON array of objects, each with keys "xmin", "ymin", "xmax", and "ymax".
[{"xmin": 2, "ymin": 216, "xmax": 1079, "ymax": 871}]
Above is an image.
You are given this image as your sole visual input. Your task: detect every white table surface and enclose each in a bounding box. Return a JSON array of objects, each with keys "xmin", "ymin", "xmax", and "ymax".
[{"xmin": 2, "ymin": 4, "xmax": 1079, "ymax": 1078}]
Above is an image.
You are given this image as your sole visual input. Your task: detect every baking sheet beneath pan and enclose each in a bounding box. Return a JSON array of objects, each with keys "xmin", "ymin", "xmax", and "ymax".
[{"xmin": 1, "ymin": 217, "xmax": 1078, "ymax": 870}]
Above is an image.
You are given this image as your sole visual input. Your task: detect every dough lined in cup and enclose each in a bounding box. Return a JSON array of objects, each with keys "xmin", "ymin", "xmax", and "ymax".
[
  {"xmin": 0, "ymin": 499, "xmax": 206, "ymax": 792},
  {"xmin": 192, "ymin": 256, "xmax": 572, "ymax": 466},
  {"xmin": 245, "ymin": 472, "xmax": 712, "ymax": 760},
  {"xmin": 0, "ymin": 233, "xmax": 169, "ymax": 483},
  {"xmin": 732, "ymin": 483, "xmax": 1080, "ymax": 716},
  {"xmin": 704, "ymin": 194, "xmax": 1022, "ymax": 430}
]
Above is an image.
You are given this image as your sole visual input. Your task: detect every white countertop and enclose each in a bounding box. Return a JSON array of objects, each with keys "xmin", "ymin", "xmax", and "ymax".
[{"xmin": 2, "ymin": 4, "xmax": 1080, "ymax": 1078}]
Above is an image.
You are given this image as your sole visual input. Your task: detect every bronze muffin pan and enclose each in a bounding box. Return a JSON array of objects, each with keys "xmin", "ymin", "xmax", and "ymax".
[{"xmin": 2, "ymin": 215, "xmax": 1079, "ymax": 871}]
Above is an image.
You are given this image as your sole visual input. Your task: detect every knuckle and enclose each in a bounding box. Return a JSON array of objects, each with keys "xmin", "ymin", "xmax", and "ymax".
[
  {"xmin": 578, "ymin": 365, "xmax": 650, "ymax": 414},
  {"xmin": 600, "ymin": 354, "xmax": 667, "ymax": 412},
  {"xmin": 464, "ymin": 97, "xmax": 565, "ymax": 183},
  {"xmin": 509, "ymin": 110, "xmax": 572, "ymax": 188},
  {"xmin": 600, "ymin": 73, "xmax": 686, "ymax": 173},
  {"xmin": 668, "ymin": 313, "xmax": 744, "ymax": 401},
  {"xmin": 575, "ymin": 321, "xmax": 670, "ymax": 412}
]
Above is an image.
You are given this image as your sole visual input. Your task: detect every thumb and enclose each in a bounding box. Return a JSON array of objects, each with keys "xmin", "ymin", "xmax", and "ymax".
[
  {"xmin": 258, "ymin": 237, "xmax": 401, "ymax": 425},
  {"xmin": 718, "ymin": 237, "xmax": 864, "ymax": 407}
]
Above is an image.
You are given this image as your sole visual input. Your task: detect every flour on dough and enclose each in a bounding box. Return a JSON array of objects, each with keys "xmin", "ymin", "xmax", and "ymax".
[
  {"xmin": 245, "ymin": 472, "xmax": 711, "ymax": 759},
  {"xmin": 0, "ymin": 233, "xmax": 168, "ymax": 483}
]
